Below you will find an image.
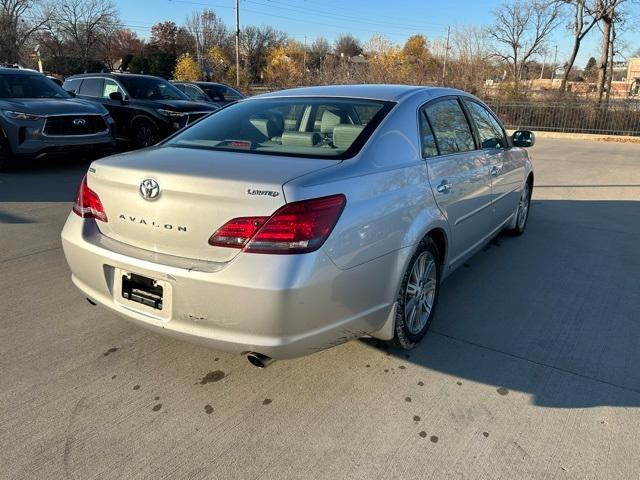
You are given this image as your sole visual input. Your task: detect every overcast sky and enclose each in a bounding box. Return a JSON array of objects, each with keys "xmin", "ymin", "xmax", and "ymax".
[{"xmin": 113, "ymin": 0, "xmax": 640, "ymax": 67}]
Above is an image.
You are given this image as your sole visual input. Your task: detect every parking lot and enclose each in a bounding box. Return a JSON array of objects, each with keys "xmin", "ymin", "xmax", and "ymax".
[{"xmin": 1, "ymin": 137, "xmax": 639, "ymax": 479}]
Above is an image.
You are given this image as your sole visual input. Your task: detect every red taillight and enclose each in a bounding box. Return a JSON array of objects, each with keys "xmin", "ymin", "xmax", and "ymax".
[
  {"xmin": 208, "ymin": 194, "xmax": 346, "ymax": 254},
  {"xmin": 72, "ymin": 175, "xmax": 108, "ymax": 222},
  {"xmin": 208, "ymin": 216, "xmax": 268, "ymax": 248}
]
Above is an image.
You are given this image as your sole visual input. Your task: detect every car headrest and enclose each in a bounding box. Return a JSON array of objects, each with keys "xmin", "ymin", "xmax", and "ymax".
[
  {"xmin": 320, "ymin": 110, "xmax": 342, "ymax": 134},
  {"xmin": 281, "ymin": 131, "xmax": 321, "ymax": 147},
  {"xmin": 332, "ymin": 125, "xmax": 365, "ymax": 149},
  {"xmin": 249, "ymin": 116, "xmax": 280, "ymax": 139}
]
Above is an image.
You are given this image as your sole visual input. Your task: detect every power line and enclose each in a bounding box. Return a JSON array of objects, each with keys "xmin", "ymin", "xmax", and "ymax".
[{"xmin": 167, "ymin": 0, "xmax": 448, "ymax": 38}]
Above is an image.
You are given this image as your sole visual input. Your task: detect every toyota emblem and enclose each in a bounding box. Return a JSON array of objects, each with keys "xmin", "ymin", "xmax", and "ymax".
[
  {"xmin": 139, "ymin": 178, "xmax": 160, "ymax": 200},
  {"xmin": 73, "ymin": 118, "xmax": 86, "ymax": 126}
]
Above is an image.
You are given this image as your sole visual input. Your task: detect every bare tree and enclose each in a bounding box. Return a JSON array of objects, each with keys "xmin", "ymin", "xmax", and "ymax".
[
  {"xmin": 0, "ymin": 0, "xmax": 48, "ymax": 64},
  {"xmin": 559, "ymin": 0, "xmax": 606, "ymax": 92},
  {"xmin": 44, "ymin": 0, "xmax": 118, "ymax": 70},
  {"xmin": 185, "ymin": 9, "xmax": 230, "ymax": 69},
  {"xmin": 449, "ymin": 27, "xmax": 496, "ymax": 94},
  {"xmin": 490, "ymin": 0, "xmax": 560, "ymax": 95},
  {"xmin": 334, "ymin": 34, "xmax": 362, "ymax": 58},
  {"xmin": 594, "ymin": 0, "xmax": 629, "ymax": 103},
  {"xmin": 307, "ymin": 37, "xmax": 331, "ymax": 72},
  {"xmin": 240, "ymin": 25, "xmax": 287, "ymax": 82}
]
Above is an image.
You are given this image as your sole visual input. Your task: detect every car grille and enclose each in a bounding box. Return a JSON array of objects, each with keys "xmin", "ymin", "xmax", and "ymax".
[{"xmin": 43, "ymin": 115, "xmax": 107, "ymax": 136}]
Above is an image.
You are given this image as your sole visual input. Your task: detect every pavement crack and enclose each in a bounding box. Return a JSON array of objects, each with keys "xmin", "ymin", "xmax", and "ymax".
[{"xmin": 0, "ymin": 245, "xmax": 62, "ymax": 264}]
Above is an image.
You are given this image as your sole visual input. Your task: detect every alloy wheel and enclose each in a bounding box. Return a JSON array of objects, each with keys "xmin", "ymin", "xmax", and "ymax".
[
  {"xmin": 517, "ymin": 182, "xmax": 531, "ymax": 230},
  {"xmin": 404, "ymin": 251, "xmax": 437, "ymax": 335}
]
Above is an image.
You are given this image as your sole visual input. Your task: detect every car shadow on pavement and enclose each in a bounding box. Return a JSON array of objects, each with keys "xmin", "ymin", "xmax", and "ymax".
[
  {"xmin": 0, "ymin": 156, "xmax": 91, "ymax": 203},
  {"xmin": 363, "ymin": 198, "xmax": 640, "ymax": 409}
]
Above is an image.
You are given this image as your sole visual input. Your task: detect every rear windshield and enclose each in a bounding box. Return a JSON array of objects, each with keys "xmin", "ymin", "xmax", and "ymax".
[
  {"xmin": 118, "ymin": 76, "xmax": 187, "ymax": 101},
  {"xmin": 166, "ymin": 97, "xmax": 394, "ymax": 159},
  {"xmin": 0, "ymin": 74, "xmax": 71, "ymax": 99}
]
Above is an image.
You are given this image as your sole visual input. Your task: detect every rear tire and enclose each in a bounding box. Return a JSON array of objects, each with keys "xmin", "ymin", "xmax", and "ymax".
[
  {"xmin": 506, "ymin": 179, "xmax": 532, "ymax": 236},
  {"xmin": 132, "ymin": 119, "xmax": 159, "ymax": 149},
  {"xmin": 392, "ymin": 238, "xmax": 441, "ymax": 350}
]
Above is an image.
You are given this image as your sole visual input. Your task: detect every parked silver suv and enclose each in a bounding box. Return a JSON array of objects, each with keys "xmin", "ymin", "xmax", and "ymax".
[{"xmin": 0, "ymin": 68, "xmax": 115, "ymax": 170}]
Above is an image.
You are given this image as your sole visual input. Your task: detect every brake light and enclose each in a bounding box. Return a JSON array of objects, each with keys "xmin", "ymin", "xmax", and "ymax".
[
  {"xmin": 72, "ymin": 175, "xmax": 108, "ymax": 222},
  {"xmin": 209, "ymin": 194, "xmax": 346, "ymax": 254}
]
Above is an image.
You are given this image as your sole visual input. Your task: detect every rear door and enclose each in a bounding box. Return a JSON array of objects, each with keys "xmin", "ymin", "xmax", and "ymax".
[
  {"xmin": 463, "ymin": 99, "xmax": 523, "ymax": 226},
  {"xmin": 420, "ymin": 97, "xmax": 493, "ymax": 264}
]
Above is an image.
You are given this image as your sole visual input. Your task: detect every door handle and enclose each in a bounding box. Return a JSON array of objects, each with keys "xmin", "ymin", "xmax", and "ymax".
[
  {"xmin": 436, "ymin": 180, "xmax": 452, "ymax": 194},
  {"xmin": 490, "ymin": 165, "xmax": 502, "ymax": 176}
]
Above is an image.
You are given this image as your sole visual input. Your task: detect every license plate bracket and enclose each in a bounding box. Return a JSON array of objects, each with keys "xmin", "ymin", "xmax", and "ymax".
[{"xmin": 121, "ymin": 273, "xmax": 163, "ymax": 310}]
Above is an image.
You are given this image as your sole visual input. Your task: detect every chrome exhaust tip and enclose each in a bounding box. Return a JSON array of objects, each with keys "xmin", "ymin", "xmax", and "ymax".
[{"xmin": 247, "ymin": 352, "xmax": 274, "ymax": 368}]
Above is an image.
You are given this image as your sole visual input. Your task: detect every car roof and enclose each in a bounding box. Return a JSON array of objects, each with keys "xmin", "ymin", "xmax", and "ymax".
[
  {"xmin": 255, "ymin": 84, "xmax": 466, "ymax": 102},
  {"xmin": 0, "ymin": 67, "xmax": 44, "ymax": 75},
  {"xmin": 68, "ymin": 73, "xmax": 161, "ymax": 80}
]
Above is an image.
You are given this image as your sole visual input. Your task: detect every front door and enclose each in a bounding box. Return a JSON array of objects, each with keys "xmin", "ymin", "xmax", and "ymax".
[
  {"xmin": 420, "ymin": 98, "xmax": 494, "ymax": 265},
  {"xmin": 463, "ymin": 99, "xmax": 524, "ymax": 226}
]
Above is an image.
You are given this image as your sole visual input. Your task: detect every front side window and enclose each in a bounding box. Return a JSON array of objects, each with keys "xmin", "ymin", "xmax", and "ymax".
[
  {"xmin": 424, "ymin": 99, "xmax": 475, "ymax": 155},
  {"xmin": 166, "ymin": 97, "xmax": 394, "ymax": 159},
  {"xmin": 118, "ymin": 76, "xmax": 187, "ymax": 101},
  {"xmin": 0, "ymin": 74, "xmax": 71, "ymax": 99},
  {"xmin": 464, "ymin": 100, "xmax": 507, "ymax": 149},
  {"xmin": 78, "ymin": 78, "xmax": 104, "ymax": 97}
]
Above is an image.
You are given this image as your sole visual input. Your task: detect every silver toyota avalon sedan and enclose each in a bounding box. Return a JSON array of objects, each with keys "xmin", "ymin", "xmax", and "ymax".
[{"xmin": 61, "ymin": 85, "xmax": 535, "ymax": 366}]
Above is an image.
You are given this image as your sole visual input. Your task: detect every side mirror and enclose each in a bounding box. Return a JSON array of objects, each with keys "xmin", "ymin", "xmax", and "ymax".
[
  {"xmin": 109, "ymin": 91, "xmax": 125, "ymax": 103},
  {"xmin": 512, "ymin": 130, "xmax": 535, "ymax": 148}
]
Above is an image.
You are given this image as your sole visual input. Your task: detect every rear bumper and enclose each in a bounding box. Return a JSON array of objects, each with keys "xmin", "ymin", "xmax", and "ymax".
[{"xmin": 61, "ymin": 214, "xmax": 398, "ymax": 359}]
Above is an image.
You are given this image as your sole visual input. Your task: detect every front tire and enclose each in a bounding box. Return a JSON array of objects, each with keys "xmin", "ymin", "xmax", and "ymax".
[
  {"xmin": 0, "ymin": 137, "xmax": 14, "ymax": 172},
  {"xmin": 507, "ymin": 179, "xmax": 532, "ymax": 236},
  {"xmin": 132, "ymin": 119, "xmax": 159, "ymax": 149},
  {"xmin": 393, "ymin": 238, "xmax": 441, "ymax": 350}
]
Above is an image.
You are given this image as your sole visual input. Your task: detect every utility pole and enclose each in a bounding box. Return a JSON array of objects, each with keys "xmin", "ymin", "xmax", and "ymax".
[
  {"xmin": 235, "ymin": 0, "xmax": 240, "ymax": 87},
  {"xmin": 303, "ymin": 35, "xmax": 307, "ymax": 82},
  {"xmin": 441, "ymin": 26, "xmax": 450, "ymax": 86},
  {"xmin": 551, "ymin": 44, "xmax": 558, "ymax": 82}
]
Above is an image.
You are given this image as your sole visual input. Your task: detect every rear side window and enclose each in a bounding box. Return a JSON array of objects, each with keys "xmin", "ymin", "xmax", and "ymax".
[
  {"xmin": 62, "ymin": 78, "xmax": 81, "ymax": 93},
  {"xmin": 464, "ymin": 100, "xmax": 507, "ymax": 149},
  {"xmin": 102, "ymin": 79, "xmax": 122, "ymax": 98},
  {"xmin": 202, "ymin": 85, "xmax": 242, "ymax": 102},
  {"xmin": 185, "ymin": 85, "xmax": 208, "ymax": 102},
  {"xmin": 78, "ymin": 78, "xmax": 103, "ymax": 97},
  {"xmin": 424, "ymin": 99, "xmax": 475, "ymax": 154},
  {"xmin": 167, "ymin": 97, "xmax": 395, "ymax": 160},
  {"xmin": 418, "ymin": 110, "xmax": 438, "ymax": 158}
]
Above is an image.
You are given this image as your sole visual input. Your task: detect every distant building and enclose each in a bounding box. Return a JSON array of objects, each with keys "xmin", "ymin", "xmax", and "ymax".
[{"xmin": 628, "ymin": 58, "xmax": 640, "ymax": 96}]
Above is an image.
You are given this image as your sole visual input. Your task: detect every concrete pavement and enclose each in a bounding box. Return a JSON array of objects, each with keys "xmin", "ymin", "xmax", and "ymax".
[{"xmin": 1, "ymin": 139, "xmax": 639, "ymax": 479}]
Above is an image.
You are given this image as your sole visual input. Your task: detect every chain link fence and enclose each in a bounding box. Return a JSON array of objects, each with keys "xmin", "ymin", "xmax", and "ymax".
[{"xmin": 486, "ymin": 100, "xmax": 640, "ymax": 137}]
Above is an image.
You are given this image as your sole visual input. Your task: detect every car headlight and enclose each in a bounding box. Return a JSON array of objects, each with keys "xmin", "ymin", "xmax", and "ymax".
[
  {"xmin": 156, "ymin": 109, "xmax": 186, "ymax": 118},
  {"xmin": 2, "ymin": 110, "xmax": 43, "ymax": 121}
]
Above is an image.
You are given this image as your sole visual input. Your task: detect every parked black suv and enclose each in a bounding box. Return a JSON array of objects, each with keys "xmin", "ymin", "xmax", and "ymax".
[
  {"xmin": 63, "ymin": 73, "xmax": 217, "ymax": 148},
  {"xmin": 0, "ymin": 68, "xmax": 115, "ymax": 171}
]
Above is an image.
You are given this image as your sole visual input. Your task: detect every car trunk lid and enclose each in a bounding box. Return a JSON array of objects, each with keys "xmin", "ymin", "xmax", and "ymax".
[{"xmin": 88, "ymin": 146, "xmax": 340, "ymax": 263}]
